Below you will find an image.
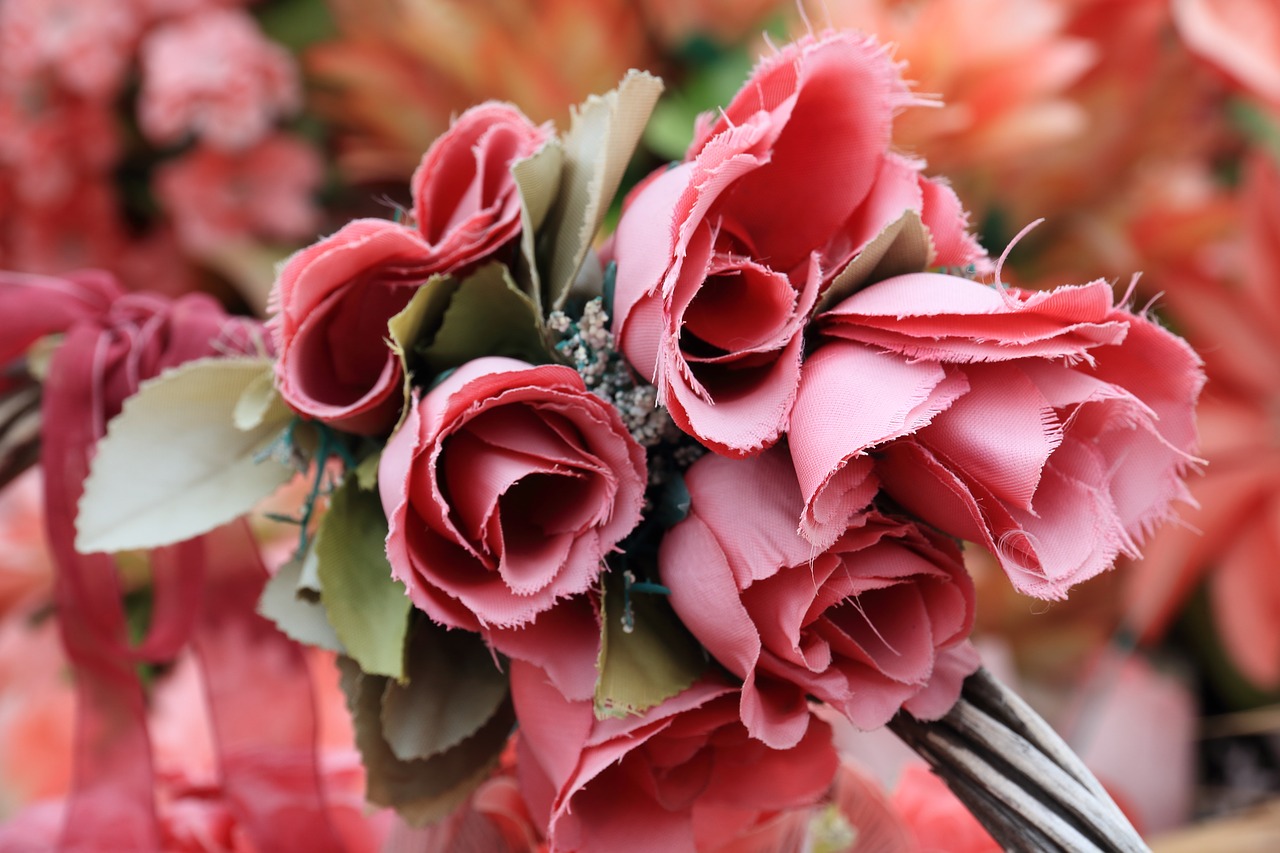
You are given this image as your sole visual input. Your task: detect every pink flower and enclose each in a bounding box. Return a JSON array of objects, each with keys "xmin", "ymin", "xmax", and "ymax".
[
  {"xmin": 270, "ymin": 219, "xmax": 433, "ymax": 435},
  {"xmin": 797, "ymin": 272, "xmax": 1203, "ymax": 600},
  {"xmin": 661, "ymin": 447, "xmax": 979, "ymax": 749},
  {"xmin": 0, "ymin": 85, "xmax": 121, "ymax": 206},
  {"xmin": 609, "ymin": 30, "xmax": 982, "ymax": 457},
  {"xmin": 379, "ymin": 357, "xmax": 646, "ymax": 630},
  {"xmin": 512, "ymin": 663, "xmax": 838, "ymax": 853},
  {"xmin": 137, "ymin": 8, "xmax": 300, "ymax": 150},
  {"xmin": 411, "ymin": 102, "xmax": 553, "ymax": 276},
  {"xmin": 0, "ymin": 0, "xmax": 140, "ymax": 100},
  {"xmin": 155, "ymin": 134, "xmax": 323, "ymax": 253},
  {"xmin": 892, "ymin": 764, "xmax": 1001, "ymax": 853}
]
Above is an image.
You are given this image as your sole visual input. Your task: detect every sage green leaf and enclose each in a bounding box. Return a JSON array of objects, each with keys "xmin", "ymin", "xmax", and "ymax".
[
  {"xmin": 419, "ymin": 263, "xmax": 551, "ymax": 373},
  {"xmin": 814, "ymin": 211, "xmax": 934, "ymax": 315},
  {"xmin": 542, "ymin": 70, "xmax": 664, "ymax": 311},
  {"xmin": 256, "ymin": 550, "xmax": 344, "ymax": 653},
  {"xmin": 339, "ymin": 657, "xmax": 515, "ymax": 827},
  {"xmin": 512, "ymin": 139, "xmax": 565, "ymax": 310},
  {"xmin": 594, "ymin": 569, "xmax": 706, "ymax": 719},
  {"xmin": 387, "ymin": 273, "xmax": 459, "ymax": 429},
  {"xmin": 76, "ymin": 357, "xmax": 295, "ymax": 554},
  {"xmin": 354, "ymin": 450, "xmax": 381, "ymax": 491},
  {"xmin": 380, "ymin": 620, "xmax": 509, "ymax": 762},
  {"xmin": 315, "ymin": 475, "xmax": 410, "ymax": 680}
]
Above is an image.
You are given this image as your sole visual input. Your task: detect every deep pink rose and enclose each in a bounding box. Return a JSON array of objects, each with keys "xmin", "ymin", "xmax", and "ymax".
[
  {"xmin": 661, "ymin": 447, "xmax": 978, "ymax": 749},
  {"xmin": 609, "ymin": 31, "xmax": 983, "ymax": 457},
  {"xmin": 411, "ymin": 102, "xmax": 552, "ymax": 276},
  {"xmin": 271, "ymin": 219, "xmax": 433, "ymax": 435},
  {"xmin": 379, "ymin": 357, "xmax": 646, "ymax": 630},
  {"xmin": 795, "ymin": 272, "xmax": 1203, "ymax": 599},
  {"xmin": 511, "ymin": 662, "xmax": 838, "ymax": 853}
]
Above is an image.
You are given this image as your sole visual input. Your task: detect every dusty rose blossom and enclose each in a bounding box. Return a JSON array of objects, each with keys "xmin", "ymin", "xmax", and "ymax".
[
  {"xmin": 0, "ymin": 85, "xmax": 121, "ymax": 207},
  {"xmin": 609, "ymin": 30, "xmax": 983, "ymax": 457},
  {"xmin": 662, "ymin": 447, "xmax": 979, "ymax": 749},
  {"xmin": 155, "ymin": 134, "xmax": 322, "ymax": 252},
  {"xmin": 138, "ymin": 8, "xmax": 300, "ymax": 150},
  {"xmin": 796, "ymin": 272, "xmax": 1203, "ymax": 600},
  {"xmin": 512, "ymin": 663, "xmax": 838, "ymax": 853},
  {"xmin": 379, "ymin": 357, "xmax": 646, "ymax": 631},
  {"xmin": 410, "ymin": 102, "xmax": 553, "ymax": 276},
  {"xmin": 0, "ymin": 0, "xmax": 140, "ymax": 100},
  {"xmin": 270, "ymin": 219, "xmax": 433, "ymax": 435}
]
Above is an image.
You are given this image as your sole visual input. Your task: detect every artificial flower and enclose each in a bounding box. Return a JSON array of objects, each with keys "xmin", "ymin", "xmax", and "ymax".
[
  {"xmin": 662, "ymin": 447, "xmax": 978, "ymax": 748},
  {"xmin": 512, "ymin": 663, "xmax": 838, "ymax": 853},
  {"xmin": 610, "ymin": 29, "xmax": 981, "ymax": 457},
  {"xmin": 379, "ymin": 357, "xmax": 646, "ymax": 631}
]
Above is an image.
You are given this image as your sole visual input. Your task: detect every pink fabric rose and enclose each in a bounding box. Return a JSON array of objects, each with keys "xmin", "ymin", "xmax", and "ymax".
[
  {"xmin": 661, "ymin": 447, "xmax": 979, "ymax": 749},
  {"xmin": 609, "ymin": 30, "xmax": 983, "ymax": 457},
  {"xmin": 411, "ymin": 102, "xmax": 553, "ymax": 276},
  {"xmin": 379, "ymin": 357, "xmax": 646, "ymax": 630},
  {"xmin": 270, "ymin": 219, "xmax": 433, "ymax": 435},
  {"xmin": 511, "ymin": 662, "xmax": 838, "ymax": 853},
  {"xmin": 795, "ymin": 272, "xmax": 1203, "ymax": 599}
]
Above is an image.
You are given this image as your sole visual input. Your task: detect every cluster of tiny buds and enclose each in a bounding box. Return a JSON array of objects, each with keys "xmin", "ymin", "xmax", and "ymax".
[{"xmin": 549, "ymin": 298, "xmax": 678, "ymax": 450}]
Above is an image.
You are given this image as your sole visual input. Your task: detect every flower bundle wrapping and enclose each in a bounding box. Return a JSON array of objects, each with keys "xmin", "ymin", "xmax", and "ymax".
[{"xmin": 7, "ymin": 26, "xmax": 1204, "ymax": 853}]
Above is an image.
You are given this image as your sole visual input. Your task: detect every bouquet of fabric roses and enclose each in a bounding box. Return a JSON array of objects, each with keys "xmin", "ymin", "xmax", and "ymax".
[{"xmin": 8, "ymin": 26, "xmax": 1201, "ymax": 853}]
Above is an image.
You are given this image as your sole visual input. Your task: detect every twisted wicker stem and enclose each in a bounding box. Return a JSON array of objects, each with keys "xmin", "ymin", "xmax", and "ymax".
[{"xmin": 889, "ymin": 667, "xmax": 1150, "ymax": 853}]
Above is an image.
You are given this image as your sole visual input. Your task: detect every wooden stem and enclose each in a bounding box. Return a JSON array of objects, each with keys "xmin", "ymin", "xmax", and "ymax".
[{"xmin": 889, "ymin": 668, "xmax": 1149, "ymax": 853}]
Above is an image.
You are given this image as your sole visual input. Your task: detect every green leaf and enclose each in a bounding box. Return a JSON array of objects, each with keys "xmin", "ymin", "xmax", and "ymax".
[
  {"xmin": 257, "ymin": 550, "xmax": 345, "ymax": 653},
  {"xmin": 419, "ymin": 263, "xmax": 552, "ymax": 373},
  {"xmin": 380, "ymin": 620, "xmax": 510, "ymax": 761},
  {"xmin": 512, "ymin": 139, "xmax": 565, "ymax": 310},
  {"xmin": 541, "ymin": 70, "xmax": 664, "ymax": 311},
  {"xmin": 387, "ymin": 274, "xmax": 459, "ymax": 428},
  {"xmin": 814, "ymin": 211, "xmax": 934, "ymax": 316},
  {"xmin": 315, "ymin": 475, "xmax": 411, "ymax": 680},
  {"xmin": 339, "ymin": 656, "xmax": 515, "ymax": 827},
  {"xmin": 594, "ymin": 569, "xmax": 705, "ymax": 719},
  {"xmin": 76, "ymin": 357, "xmax": 295, "ymax": 554},
  {"xmin": 233, "ymin": 367, "xmax": 287, "ymax": 431},
  {"xmin": 354, "ymin": 450, "xmax": 381, "ymax": 491}
]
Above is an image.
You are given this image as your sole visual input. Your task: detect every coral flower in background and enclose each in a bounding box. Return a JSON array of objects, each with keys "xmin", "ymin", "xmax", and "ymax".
[{"xmin": 1124, "ymin": 153, "xmax": 1280, "ymax": 688}]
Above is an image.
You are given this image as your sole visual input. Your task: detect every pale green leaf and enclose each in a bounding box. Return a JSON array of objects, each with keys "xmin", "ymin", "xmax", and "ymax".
[
  {"xmin": 512, "ymin": 138, "xmax": 565, "ymax": 311},
  {"xmin": 387, "ymin": 274, "xmax": 459, "ymax": 429},
  {"xmin": 76, "ymin": 357, "xmax": 295, "ymax": 554},
  {"xmin": 339, "ymin": 656, "xmax": 514, "ymax": 827},
  {"xmin": 594, "ymin": 570, "xmax": 705, "ymax": 719},
  {"xmin": 233, "ymin": 367, "xmax": 287, "ymax": 431},
  {"xmin": 380, "ymin": 620, "xmax": 509, "ymax": 761},
  {"xmin": 814, "ymin": 211, "xmax": 934, "ymax": 315},
  {"xmin": 315, "ymin": 476, "xmax": 411, "ymax": 680},
  {"xmin": 542, "ymin": 70, "xmax": 664, "ymax": 310},
  {"xmin": 256, "ymin": 550, "xmax": 344, "ymax": 653},
  {"xmin": 419, "ymin": 263, "xmax": 551, "ymax": 374}
]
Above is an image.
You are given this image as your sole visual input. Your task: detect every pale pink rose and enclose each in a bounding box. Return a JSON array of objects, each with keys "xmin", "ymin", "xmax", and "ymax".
[
  {"xmin": 155, "ymin": 134, "xmax": 323, "ymax": 252},
  {"xmin": 801, "ymin": 272, "xmax": 1203, "ymax": 599},
  {"xmin": 609, "ymin": 30, "xmax": 983, "ymax": 457},
  {"xmin": 0, "ymin": 0, "xmax": 140, "ymax": 100},
  {"xmin": 1173, "ymin": 0, "xmax": 1280, "ymax": 104},
  {"xmin": 411, "ymin": 102, "xmax": 553, "ymax": 276},
  {"xmin": 270, "ymin": 219, "xmax": 433, "ymax": 435},
  {"xmin": 379, "ymin": 357, "xmax": 646, "ymax": 630},
  {"xmin": 512, "ymin": 663, "xmax": 838, "ymax": 853},
  {"xmin": 137, "ymin": 8, "xmax": 300, "ymax": 150},
  {"xmin": 661, "ymin": 447, "xmax": 978, "ymax": 749}
]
